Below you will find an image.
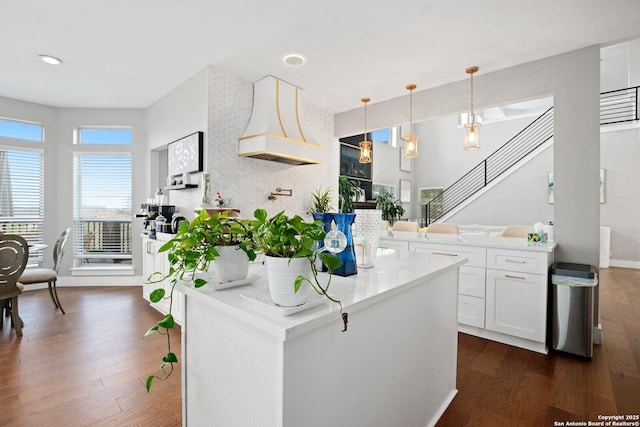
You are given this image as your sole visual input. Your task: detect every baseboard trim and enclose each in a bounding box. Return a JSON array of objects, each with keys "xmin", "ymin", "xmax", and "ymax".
[{"xmin": 609, "ymin": 259, "xmax": 640, "ymax": 269}]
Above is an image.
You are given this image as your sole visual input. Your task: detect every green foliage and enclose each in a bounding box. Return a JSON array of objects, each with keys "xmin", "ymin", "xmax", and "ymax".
[
  {"xmin": 145, "ymin": 210, "xmax": 257, "ymax": 392},
  {"xmin": 338, "ymin": 176, "xmax": 361, "ymax": 213},
  {"xmin": 376, "ymin": 191, "xmax": 405, "ymax": 224},
  {"xmin": 251, "ymin": 209, "xmax": 347, "ymax": 331},
  {"xmin": 308, "ymin": 187, "xmax": 333, "ymax": 214}
]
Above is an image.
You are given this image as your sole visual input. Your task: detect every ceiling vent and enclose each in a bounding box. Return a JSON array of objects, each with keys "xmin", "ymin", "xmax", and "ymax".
[{"xmin": 238, "ymin": 76, "xmax": 322, "ymax": 165}]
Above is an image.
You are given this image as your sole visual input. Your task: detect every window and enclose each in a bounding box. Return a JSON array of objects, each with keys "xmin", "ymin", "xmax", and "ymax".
[
  {"xmin": 72, "ymin": 153, "xmax": 132, "ymax": 265},
  {"xmin": 0, "ymin": 118, "xmax": 44, "ymax": 142},
  {"xmin": 0, "ymin": 148, "xmax": 44, "ymax": 264},
  {"xmin": 78, "ymin": 127, "xmax": 132, "ymax": 145}
]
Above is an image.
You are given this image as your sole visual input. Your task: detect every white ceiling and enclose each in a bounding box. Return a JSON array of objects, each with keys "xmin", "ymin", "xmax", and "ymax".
[{"xmin": 2, "ymin": 0, "xmax": 640, "ymax": 113}]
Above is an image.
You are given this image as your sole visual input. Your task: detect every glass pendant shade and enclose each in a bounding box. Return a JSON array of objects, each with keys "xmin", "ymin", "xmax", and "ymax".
[
  {"xmin": 403, "ymin": 84, "xmax": 419, "ymax": 158},
  {"xmin": 359, "ymin": 139, "xmax": 372, "ymax": 163},
  {"xmin": 359, "ymin": 97, "xmax": 372, "ymax": 164},
  {"xmin": 403, "ymin": 133, "xmax": 419, "ymax": 157},
  {"xmin": 464, "ymin": 66, "xmax": 480, "ymax": 151},
  {"xmin": 463, "ymin": 120, "xmax": 481, "ymax": 151}
]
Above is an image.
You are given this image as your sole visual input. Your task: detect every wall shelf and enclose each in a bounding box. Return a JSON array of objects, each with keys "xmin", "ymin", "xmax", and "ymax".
[{"xmin": 164, "ymin": 184, "xmax": 198, "ymax": 191}]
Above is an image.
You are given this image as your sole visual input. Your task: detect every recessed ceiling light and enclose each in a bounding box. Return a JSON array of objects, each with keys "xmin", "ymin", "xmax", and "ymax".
[
  {"xmin": 39, "ymin": 54, "xmax": 63, "ymax": 65},
  {"xmin": 283, "ymin": 54, "xmax": 305, "ymax": 66}
]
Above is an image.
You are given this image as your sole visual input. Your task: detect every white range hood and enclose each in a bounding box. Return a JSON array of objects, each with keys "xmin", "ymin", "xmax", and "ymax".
[{"xmin": 238, "ymin": 76, "xmax": 323, "ymax": 165}]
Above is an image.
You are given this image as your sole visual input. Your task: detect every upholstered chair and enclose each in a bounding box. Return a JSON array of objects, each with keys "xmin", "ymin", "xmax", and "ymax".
[
  {"xmin": 501, "ymin": 225, "xmax": 534, "ymax": 238},
  {"xmin": 425, "ymin": 223, "xmax": 459, "ymax": 234},
  {"xmin": 391, "ymin": 221, "xmax": 420, "ymax": 232},
  {"xmin": 18, "ymin": 228, "xmax": 71, "ymax": 314}
]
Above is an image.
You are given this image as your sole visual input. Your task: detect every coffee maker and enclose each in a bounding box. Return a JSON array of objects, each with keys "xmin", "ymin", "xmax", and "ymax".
[{"xmin": 136, "ymin": 203, "xmax": 176, "ymax": 238}]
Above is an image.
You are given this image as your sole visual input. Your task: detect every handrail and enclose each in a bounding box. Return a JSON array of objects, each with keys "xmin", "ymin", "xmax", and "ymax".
[{"xmin": 424, "ymin": 86, "xmax": 639, "ymax": 224}]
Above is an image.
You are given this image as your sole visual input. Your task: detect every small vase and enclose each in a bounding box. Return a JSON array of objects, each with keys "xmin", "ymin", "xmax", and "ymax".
[
  {"xmin": 332, "ymin": 213, "xmax": 357, "ymax": 277},
  {"xmin": 265, "ymin": 256, "xmax": 312, "ymax": 307},
  {"xmin": 354, "ymin": 209, "xmax": 382, "ymax": 268},
  {"xmin": 211, "ymin": 245, "xmax": 249, "ymax": 282},
  {"xmin": 312, "ymin": 212, "xmax": 334, "ymax": 272}
]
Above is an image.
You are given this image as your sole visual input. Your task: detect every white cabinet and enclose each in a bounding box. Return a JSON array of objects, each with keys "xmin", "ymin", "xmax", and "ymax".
[
  {"xmin": 485, "ymin": 269, "xmax": 547, "ymax": 342},
  {"xmin": 142, "ymin": 237, "xmax": 183, "ymax": 324},
  {"xmin": 410, "ymin": 242, "xmax": 487, "ymax": 328},
  {"xmin": 485, "ymin": 247, "xmax": 551, "ymax": 346}
]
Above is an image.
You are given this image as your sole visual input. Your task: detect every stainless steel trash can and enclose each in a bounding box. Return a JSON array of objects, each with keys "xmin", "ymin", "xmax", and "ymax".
[{"xmin": 551, "ymin": 263, "xmax": 598, "ymax": 359}]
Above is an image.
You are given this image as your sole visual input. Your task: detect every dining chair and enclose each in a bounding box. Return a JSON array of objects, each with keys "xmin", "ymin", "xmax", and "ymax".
[
  {"xmin": 18, "ymin": 228, "xmax": 71, "ymax": 314},
  {"xmin": 391, "ymin": 221, "xmax": 419, "ymax": 232},
  {"xmin": 0, "ymin": 234, "xmax": 29, "ymax": 337},
  {"xmin": 501, "ymin": 225, "xmax": 533, "ymax": 238},
  {"xmin": 425, "ymin": 223, "xmax": 459, "ymax": 234}
]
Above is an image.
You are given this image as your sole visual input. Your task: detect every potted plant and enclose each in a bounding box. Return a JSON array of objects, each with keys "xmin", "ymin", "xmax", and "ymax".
[
  {"xmin": 335, "ymin": 176, "xmax": 360, "ymax": 276},
  {"xmin": 308, "ymin": 186, "xmax": 333, "ymax": 215},
  {"xmin": 338, "ymin": 176, "xmax": 361, "ymax": 214},
  {"xmin": 251, "ymin": 208, "xmax": 348, "ymax": 330},
  {"xmin": 376, "ymin": 191, "xmax": 405, "ymax": 224},
  {"xmin": 144, "ymin": 210, "xmax": 256, "ymax": 392}
]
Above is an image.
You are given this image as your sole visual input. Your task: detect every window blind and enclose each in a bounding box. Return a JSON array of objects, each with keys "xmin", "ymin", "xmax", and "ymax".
[
  {"xmin": 72, "ymin": 153, "xmax": 132, "ymax": 264},
  {"xmin": 0, "ymin": 147, "xmax": 44, "ymax": 263}
]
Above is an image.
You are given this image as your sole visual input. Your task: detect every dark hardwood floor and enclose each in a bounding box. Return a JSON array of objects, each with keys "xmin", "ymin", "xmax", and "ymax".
[
  {"xmin": 0, "ymin": 286, "xmax": 182, "ymax": 426},
  {"xmin": 438, "ymin": 266, "xmax": 640, "ymax": 426},
  {"xmin": 1, "ymin": 267, "xmax": 638, "ymax": 426}
]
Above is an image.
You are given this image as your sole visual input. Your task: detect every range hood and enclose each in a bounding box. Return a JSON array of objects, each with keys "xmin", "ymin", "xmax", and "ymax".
[{"xmin": 238, "ymin": 76, "xmax": 323, "ymax": 165}]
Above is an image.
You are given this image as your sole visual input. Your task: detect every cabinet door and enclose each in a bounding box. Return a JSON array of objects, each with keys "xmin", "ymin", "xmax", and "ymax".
[{"xmin": 486, "ymin": 269, "xmax": 547, "ymax": 342}]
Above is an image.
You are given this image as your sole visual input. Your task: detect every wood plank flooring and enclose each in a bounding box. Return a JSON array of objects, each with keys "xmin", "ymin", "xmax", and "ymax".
[
  {"xmin": 0, "ymin": 286, "xmax": 182, "ymax": 427},
  {"xmin": 438, "ymin": 266, "xmax": 640, "ymax": 426},
  {"xmin": 0, "ymin": 267, "xmax": 638, "ymax": 426}
]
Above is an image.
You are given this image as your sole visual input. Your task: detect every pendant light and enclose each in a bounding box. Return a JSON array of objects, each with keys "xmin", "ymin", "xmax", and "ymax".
[
  {"xmin": 464, "ymin": 66, "xmax": 481, "ymax": 151},
  {"xmin": 359, "ymin": 97, "xmax": 372, "ymax": 164},
  {"xmin": 403, "ymin": 84, "xmax": 419, "ymax": 158}
]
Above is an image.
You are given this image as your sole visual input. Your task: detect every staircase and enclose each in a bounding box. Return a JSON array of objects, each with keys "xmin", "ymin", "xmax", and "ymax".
[{"xmin": 424, "ymin": 86, "xmax": 639, "ymax": 224}]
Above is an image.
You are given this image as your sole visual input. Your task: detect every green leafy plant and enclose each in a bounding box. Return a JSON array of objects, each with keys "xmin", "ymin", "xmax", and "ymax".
[
  {"xmin": 376, "ymin": 191, "xmax": 405, "ymax": 224},
  {"xmin": 144, "ymin": 210, "xmax": 256, "ymax": 392},
  {"xmin": 338, "ymin": 176, "xmax": 361, "ymax": 213},
  {"xmin": 251, "ymin": 208, "xmax": 348, "ymax": 330},
  {"xmin": 308, "ymin": 186, "xmax": 333, "ymax": 214}
]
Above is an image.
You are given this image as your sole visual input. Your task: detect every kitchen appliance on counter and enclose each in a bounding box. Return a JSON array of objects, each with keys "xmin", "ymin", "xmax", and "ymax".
[{"xmin": 136, "ymin": 203, "xmax": 176, "ymax": 238}]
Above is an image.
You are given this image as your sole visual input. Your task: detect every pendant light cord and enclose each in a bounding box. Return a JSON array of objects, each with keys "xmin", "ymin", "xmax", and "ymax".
[
  {"xmin": 409, "ymin": 88, "xmax": 413, "ymax": 134},
  {"xmin": 469, "ymin": 71, "xmax": 474, "ymax": 122}
]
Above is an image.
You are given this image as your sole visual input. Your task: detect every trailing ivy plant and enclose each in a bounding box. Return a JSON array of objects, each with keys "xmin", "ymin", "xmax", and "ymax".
[
  {"xmin": 376, "ymin": 191, "xmax": 405, "ymax": 224},
  {"xmin": 251, "ymin": 209, "xmax": 348, "ymax": 331},
  {"xmin": 144, "ymin": 210, "xmax": 256, "ymax": 392}
]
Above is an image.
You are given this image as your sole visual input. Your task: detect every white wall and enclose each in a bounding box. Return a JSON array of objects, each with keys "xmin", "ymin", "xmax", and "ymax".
[
  {"xmin": 601, "ymin": 127, "xmax": 640, "ymax": 265},
  {"xmin": 0, "ymin": 96, "xmax": 147, "ymax": 284},
  {"xmin": 144, "ymin": 66, "xmax": 339, "ymax": 221},
  {"xmin": 412, "ymin": 113, "xmax": 554, "ymax": 226},
  {"xmin": 204, "ymin": 68, "xmax": 339, "ymax": 219}
]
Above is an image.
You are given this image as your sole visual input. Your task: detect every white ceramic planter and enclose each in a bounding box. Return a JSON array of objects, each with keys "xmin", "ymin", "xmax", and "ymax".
[
  {"xmin": 265, "ymin": 256, "xmax": 311, "ymax": 307},
  {"xmin": 211, "ymin": 245, "xmax": 249, "ymax": 282},
  {"xmin": 354, "ymin": 209, "xmax": 382, "ymax": 268}
]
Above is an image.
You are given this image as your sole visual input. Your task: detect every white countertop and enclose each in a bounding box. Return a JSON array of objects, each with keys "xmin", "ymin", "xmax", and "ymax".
[
  {"xmin": 177, "ymin": 249, "xmax": 466, "ymax": 341},
  {"xmin": 381, "ymin": 230, "xmax": 557, "ymax": 253}
]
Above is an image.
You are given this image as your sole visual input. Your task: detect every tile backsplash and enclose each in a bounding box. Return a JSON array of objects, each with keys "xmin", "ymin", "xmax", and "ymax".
[{"xmin": 194, "ymin": 67, "xmax": 340, "ymax": 220}]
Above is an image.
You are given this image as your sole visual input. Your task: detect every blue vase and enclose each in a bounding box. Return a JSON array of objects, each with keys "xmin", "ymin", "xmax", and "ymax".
[
  {"xmin": 333, "ymin": 213, "xmax": 357, "ymax": 277},
  {"xmin": 312, "ymin": 212, "xmax": 334, "ymax": 272}
]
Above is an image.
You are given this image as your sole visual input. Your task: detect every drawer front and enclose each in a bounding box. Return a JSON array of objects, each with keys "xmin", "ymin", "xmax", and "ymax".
[
  {"xmin": 378, "ymin": 239, "xmax": 409, "ymax": 251},
  {"xmin": 486, "ymin": 248, "xmax": 549, "ymax": 274},
  {"xmin": 459, "ymin": 266, "xmax": 486, "ymax": 298},
  {"xmin": 458, "ymin": 294, "xmax": 485, "ymax": 328},
  {"xmin": 410, "ymin": 242, "xmax": 486, "ymax": 268}
]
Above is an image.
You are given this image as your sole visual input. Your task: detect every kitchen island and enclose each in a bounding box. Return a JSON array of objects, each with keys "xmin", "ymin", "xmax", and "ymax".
[
  {"xmin": 380, "ymin": 230, "xmax": 557, "ymax": 353},
  {"xmin": 177, "ymin": 249, "xmax": 465, "ymax": 427}
]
